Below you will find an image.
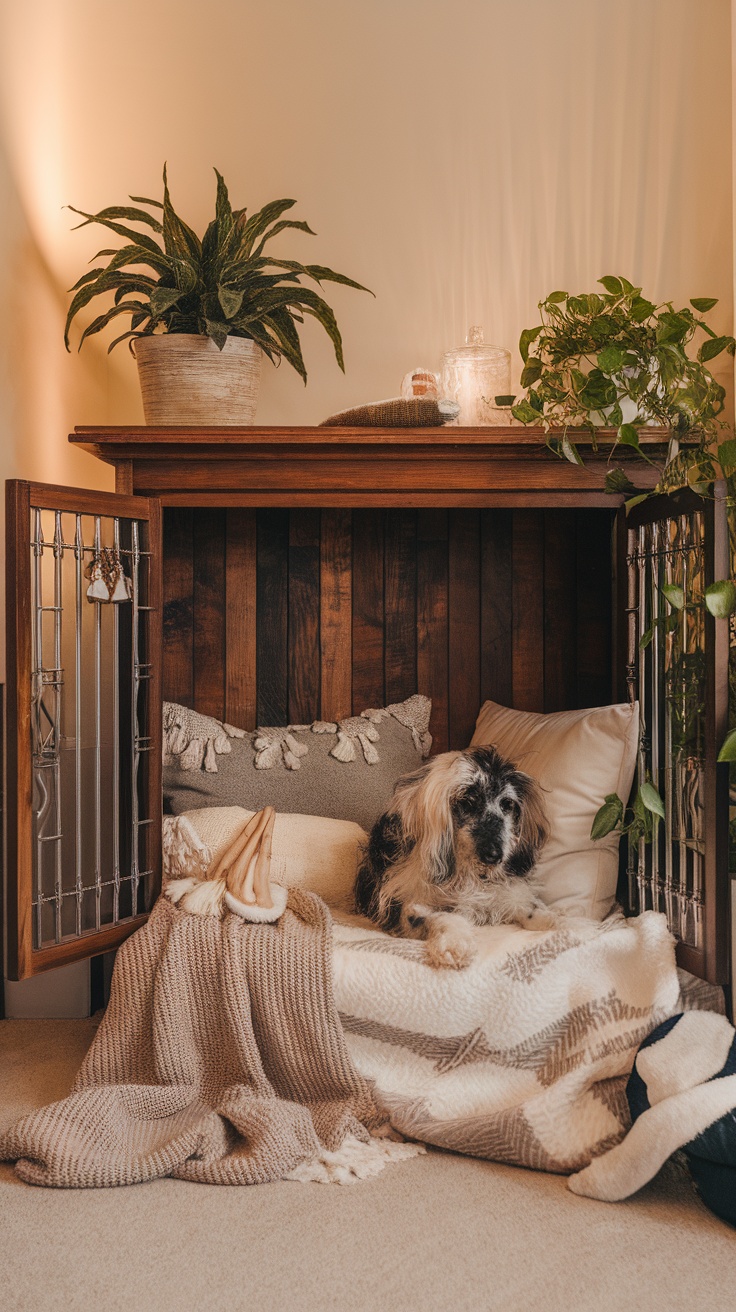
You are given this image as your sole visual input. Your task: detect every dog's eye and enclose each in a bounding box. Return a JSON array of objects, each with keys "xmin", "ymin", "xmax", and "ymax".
[
  {"xmin": 453, "ymin": 790, "xmax": 478, "ymax": 818},
  {"xmin": 499, "ymin": 796, "xmax": 518, "ymax": 816}
]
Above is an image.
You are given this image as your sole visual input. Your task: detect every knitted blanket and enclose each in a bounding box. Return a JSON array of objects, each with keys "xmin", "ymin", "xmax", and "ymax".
[
  {"xmin": 0, "ymin": 893, "xmax": 420, "ymax": 1187},
  {"xmin": 332, "ymin": 909, "xmax": 711, "ymax": 1178}
]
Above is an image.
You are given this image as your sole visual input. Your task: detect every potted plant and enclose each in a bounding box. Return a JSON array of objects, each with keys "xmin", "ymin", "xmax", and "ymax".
[
  {"xmin": 498, "ymin": 276, "xmax": 736, "ymax": 836},
  {"xmin": 500, "ymin": 275, "xmax": 734, "ymax": 489},
  {"xmin": 65, "ymin": 166, "xmax": 372, "ymax": 424}
]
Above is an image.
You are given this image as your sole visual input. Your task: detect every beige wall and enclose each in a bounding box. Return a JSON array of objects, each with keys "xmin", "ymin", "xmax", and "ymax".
[
  {"xmin": 0, "ymin": 1, "xmax": 733, "ymax": 1009},
  {"xmin": 0, "ymin": 0, "xmax": 732, "ymax": 502}
]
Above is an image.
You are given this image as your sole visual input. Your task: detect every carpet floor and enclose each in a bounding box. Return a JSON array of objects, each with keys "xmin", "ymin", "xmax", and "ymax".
[{"xmin": 0, "ymin": 1018, "xmax": 734, "ymax": 1312}]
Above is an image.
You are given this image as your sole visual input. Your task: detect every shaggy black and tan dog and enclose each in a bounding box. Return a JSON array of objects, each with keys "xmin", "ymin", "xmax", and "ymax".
[{"xmin": 354, "ymin": 746, "xmax": 554, "ymax": 969}]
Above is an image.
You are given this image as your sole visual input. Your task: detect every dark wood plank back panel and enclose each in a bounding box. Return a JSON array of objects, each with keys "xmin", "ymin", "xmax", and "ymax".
[{"xmin": 163, "ymin": 507, "xmax": 616, "ymax": 744}]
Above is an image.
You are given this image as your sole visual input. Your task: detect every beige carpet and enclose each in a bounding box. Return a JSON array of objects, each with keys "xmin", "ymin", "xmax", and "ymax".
[{"xmin": 0, "ymin": 1019, "xmax": 733, "ymax": 1312}]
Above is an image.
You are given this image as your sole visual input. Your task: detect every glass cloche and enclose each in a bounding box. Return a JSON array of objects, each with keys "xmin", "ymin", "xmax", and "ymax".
[{"xmin": 441, "ymin": 326, "xmax": 511, "ymax": 426}]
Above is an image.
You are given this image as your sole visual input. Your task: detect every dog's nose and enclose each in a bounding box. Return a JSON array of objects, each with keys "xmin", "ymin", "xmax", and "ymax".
[{"xmin": 478, "ymin": 840, "xmax": 503, "ymax": 867}]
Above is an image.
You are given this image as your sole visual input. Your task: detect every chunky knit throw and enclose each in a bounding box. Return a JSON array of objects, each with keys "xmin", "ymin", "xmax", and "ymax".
[{"xmin": 0, "ymin": 893, "xmax": 414, "ymax": 1188}]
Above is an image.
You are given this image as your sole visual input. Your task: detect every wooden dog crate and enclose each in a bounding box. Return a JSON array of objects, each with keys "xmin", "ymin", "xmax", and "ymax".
[{"xmin": 3, "ymin": 426, "xmax": 731, "ymax": 987}]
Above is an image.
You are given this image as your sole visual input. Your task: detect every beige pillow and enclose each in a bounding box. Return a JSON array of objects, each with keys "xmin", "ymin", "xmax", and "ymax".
[
  {"xmin": 163, "ymin": 806, "xmax": 366, "ymax": 913},
  {"xmin": 470, "ymin": 700, "xmax": 639, "ymax": 920}
]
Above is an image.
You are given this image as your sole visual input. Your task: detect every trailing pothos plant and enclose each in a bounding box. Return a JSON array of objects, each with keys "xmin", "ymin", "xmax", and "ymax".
[
  {"xmin": 64, "ymin": 165, "xmax": 372, "ymax": 381},
  {"xmin": 493, "ymin": 276, "xmax": 736, "ymax": 846}
]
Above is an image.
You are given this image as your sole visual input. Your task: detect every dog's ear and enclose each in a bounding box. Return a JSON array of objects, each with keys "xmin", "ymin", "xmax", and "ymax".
[
  {"xmin": 393, "ymin": 754, "xmax": 461, "ymax": 885},
  {"xmin": 509, "ymin": 771, "xmax": 549, "ymax": 877}
]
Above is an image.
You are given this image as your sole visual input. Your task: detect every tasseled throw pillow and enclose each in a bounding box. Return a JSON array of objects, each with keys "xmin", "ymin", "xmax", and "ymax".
[{"xmin": 163, "ymin": 694, "xmax": 432, "ymax": 834}]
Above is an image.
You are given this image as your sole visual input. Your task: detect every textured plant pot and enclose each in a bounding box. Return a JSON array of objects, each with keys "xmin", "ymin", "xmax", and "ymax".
[{"xmin": 134, "ymin": 334, "xmax": 261, "ymax": 424}]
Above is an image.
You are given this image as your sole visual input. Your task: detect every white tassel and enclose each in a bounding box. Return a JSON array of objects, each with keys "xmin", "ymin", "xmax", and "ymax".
[
  {"xmin": 180, "ymin": 740, "xmax": 206, "ymax": 771},
  {"xmin": 177, "ymin": 876, "xmax": 228, "ymax": 917},
  {"xmin": 222, "ymin": 722, "xmax": 247, "ymax": 739},
  {"xmin": 358, "ymin": 734, "xmax": 380, "ymax": 765},
  {"xmin": 330, "ymin": 732, "xmax": 357, "ymax": 763},
  {"xmin": 164, "ymin": 877, "xmax": 198, "ymax": 905},
  {"xmin": 162, "ymin": 815, "xmax": 212, "ymax": 881},
  {"xmin": 87, "ymin": 577, "xmax": 109, "ymax": 602},
  {"xmin": 254, "ymin": 739, "xmax": 283, "ymax": 770},
  {"xmin": 203, "ymin": 739, "xmax": 218, "ymax": 772},
  {"xmin": 312, "ymin": 721, "xmax": 338, "ymax": 734}
]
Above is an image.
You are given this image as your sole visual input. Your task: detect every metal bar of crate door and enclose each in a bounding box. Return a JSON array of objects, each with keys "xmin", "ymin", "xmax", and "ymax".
[
  {"xmin": 650, "ymin": 519, "xmax": 661, "ymax": 913},
  {"xmin": 678, "ymin": 513, "xmax": 690, "ymax": 943},
  {"xmin": 53, "ymin": 511, "xmax": 64, "ymax": 945},
  {"xmin": 94, "ymin": 515, "xmax": 102, "ymax": 932},
  {"xmin": 113, "ymin": 517, "xmax": 121, "ymax": 924},
  {"xmin": 74, "ymin": 513, "xmax": 83, "ymax": 937},
  {"xmin": 626, "ymin": 523, "xmax": 639, "ymax": 913},
  {"xmin": 663, "ymin": 516, "xmax": 675, "ymax": 932},
  {"xmin": 32, "ymin": 508, "xmax": 44, "ymax": 948},
  {"xmin": 636, "ymin": 523, "xmax": 649, "ymax": 914},
  {"xmin": 131, "ymin": 519, "xmax": 141, "ymax": 914}
]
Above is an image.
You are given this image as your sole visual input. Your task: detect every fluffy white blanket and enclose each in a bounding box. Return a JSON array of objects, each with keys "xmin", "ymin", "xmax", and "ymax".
[{"xmin": 332, "ymin": 910, "xmax": 690, "ymax": 1176}]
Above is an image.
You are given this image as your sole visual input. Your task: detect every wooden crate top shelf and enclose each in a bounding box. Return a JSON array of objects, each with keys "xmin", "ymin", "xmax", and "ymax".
[{"xmin": 70, "ymin": 425, "xmax": 668, "ymax": 506}]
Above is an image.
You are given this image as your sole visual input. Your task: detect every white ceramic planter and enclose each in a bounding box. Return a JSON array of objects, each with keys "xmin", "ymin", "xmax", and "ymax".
[{"xmin": 134, "ymin": 334, "xmax": 261, "ymax": 424}]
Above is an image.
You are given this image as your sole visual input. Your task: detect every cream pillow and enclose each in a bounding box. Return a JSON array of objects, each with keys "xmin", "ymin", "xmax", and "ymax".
[
  {"xmin": 163, "ymin": 806, "xmax": 366, "ymax": 913},
  {"xmin": 470, "ymin": 700, "xmax": 639, "ymax": 920}
]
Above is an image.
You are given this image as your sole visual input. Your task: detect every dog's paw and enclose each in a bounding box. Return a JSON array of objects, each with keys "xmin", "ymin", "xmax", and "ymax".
[
  {"xmin": 425, "ymin": 923, "xmax": 476, "ymax": 970},
  {"xmin": 523, "ymin": 907, "xmax": 559, "ymax": 932}
]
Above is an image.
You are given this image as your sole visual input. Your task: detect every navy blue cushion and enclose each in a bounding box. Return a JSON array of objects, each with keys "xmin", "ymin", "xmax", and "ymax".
[{"xmin": 626, "ymin": 1014, "xmax": 736, "ymax": 1229}]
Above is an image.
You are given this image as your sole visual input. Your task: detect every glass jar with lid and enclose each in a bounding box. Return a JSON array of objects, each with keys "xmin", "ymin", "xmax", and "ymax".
[{"xmin": 441, "ymin": 327, "xmax": 511, "ymax": 426}]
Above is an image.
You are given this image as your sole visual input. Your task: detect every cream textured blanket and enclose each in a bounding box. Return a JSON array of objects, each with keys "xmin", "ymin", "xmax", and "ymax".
[
  {"xmin": 332, "ymin": 909, "xmax": 698, "ymax": 1177},
  {"xmin": 0, "ymin": 893, "xmax": 419, "ymax": 1187}
]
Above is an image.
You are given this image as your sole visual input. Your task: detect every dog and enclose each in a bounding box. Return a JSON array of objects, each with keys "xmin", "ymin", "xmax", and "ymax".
[{"xmin": 354, "ymin": 746, "xmax": 556, "ymax": 969}]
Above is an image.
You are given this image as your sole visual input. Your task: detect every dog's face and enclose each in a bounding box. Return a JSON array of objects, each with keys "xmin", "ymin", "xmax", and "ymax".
[
  {"xmin": 451, "ymin": 747, "xmax": 526, "ymax": 870},
  {"xmin": 392, "ymin": 746, "xmax": 549, "ymax": 888}
]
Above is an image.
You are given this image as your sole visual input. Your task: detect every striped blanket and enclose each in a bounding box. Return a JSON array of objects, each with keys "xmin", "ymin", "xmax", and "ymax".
[{"xmin": 332, "ymin": 909, "xmax": 696, "ymax": 1175}]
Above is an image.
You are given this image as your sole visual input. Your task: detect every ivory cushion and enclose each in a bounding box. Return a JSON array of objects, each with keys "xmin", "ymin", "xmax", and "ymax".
[
  {"xmin": 166, "ymin": 806, "xmax": 366, "ymax": 913},
  {"xmin": 470, "ymin": 700, "xmax": 639, "ymax": 920}
]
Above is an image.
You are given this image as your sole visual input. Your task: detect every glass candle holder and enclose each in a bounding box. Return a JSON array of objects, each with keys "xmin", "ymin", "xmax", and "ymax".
[{"xmin": 441, "ymin": 326, "xmax": 511, "ymax": 426}]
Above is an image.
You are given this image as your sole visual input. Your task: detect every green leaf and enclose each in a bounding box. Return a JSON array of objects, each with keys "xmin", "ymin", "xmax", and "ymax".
[
  {"xmin": 662, "ymin": 583, "xmax": 685, "ymax": 609},
  {"xmin": 238, "ymin": 198, "xmax": 297, "ymax": 258},
  {"xmin": 252, "ymin": 219, "xmax": 316, "ymax": 257},
  {"xmin": 699, "ymin": 335, "xmax": 736, "ymax": 362},
  {"xmin": 690, "ymin": 297, "xmax": 718, "ymax": 312},
  {"xmin": 204, "ymin": 317, "xmax": 229, "ymax": 349},
  {"xmin": 77, "ymin": 300, "xmax": 151, "ymax": 348},
  {"xmin": 590, "ymin": 793, "xmax": 624, "ymax": 841},
  {"xmin": 717, "ymin": 728, "xmax": 736, "ymax": 762},
  {"xmin": 618, "ymin": 423, "xmax": 642, "ymax": 451},
  {"xmin": 630, "ymin": 296, "xmax": 655, "ymax": 322},
  {"xmin": 129, "ymin": 194, "xmax": 164, "ymax": 209},
  {"xmin": 149, "ymin": 286, "xmax": 184, "ymax": 317},
  {"xmin": 511, "ymin": 399, "xmax": 540, "ymax": 425},
  {"xmin": 218, "ymin": 285, "xmax": 244, "ymax": 319},
  {"xmin": 625, "ymin": 493, "xmax": 650, "ymax": 511},
  {"xmin": 639, "ymin": 624, "xmax": 655, "ymax": 650},
  {"xmin": 560, "ymin": 437, "xmax": 583, "ymax": 465},
  {"xmin": 597, "ymin": 344, "xmax": 626, "ymax": 374},
  {"xmin": 604, "ymin": 468, "xmax": 636, "ymax": 494},
  {"xmin": 717, "ymin": 439, "xmax": 736, "ymax": 469},
  {"xmin": 520, "ymin": 357, "xmax": 543, "ymax": 388},
  {"xmin": 639, "ymin": 782, "xmax": 665, "ymax": 820},
  {"xmin": 79, "ymin": 204, "xmax": 163, "ymax": 233},
  {"xmin": 598, "ymin": 276, "xmax": 623, "ymax": 295},
  {"xmin": 704, "ymin": 579, "xmax": 736, "ymax": 618},
  {"xmin": 519, "ymin": 325, "xmax": 543, "ymax": 364},
  {"xmin": 162, "ymin": 163, "xmax": 202, "ymax": 262},
  {"xmin": 546, "ymin": 290, "xmax": 568, "ymax": 304},
  {"xmin": 269, "ymin": 259, "xmax": 372, "ymax": 295},
  {"xmin": 494, "ymin": 394, "xmax": 516, "ymax": 407},
  {"xmin": 67, "ymin": 206, "xmax": 164, "ymax": 257}
]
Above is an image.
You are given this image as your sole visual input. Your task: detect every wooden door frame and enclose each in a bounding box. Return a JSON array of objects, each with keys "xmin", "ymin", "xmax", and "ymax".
[{"xmin": 5, "ymin": 481, "xmax": 162, "ymax": 980}]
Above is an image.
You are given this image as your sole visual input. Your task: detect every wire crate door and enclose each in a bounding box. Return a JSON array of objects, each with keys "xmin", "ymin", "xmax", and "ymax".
[
  {"xmin": 5, "ymin": 481, "xmax": 163, "ymax": 980},
  {"xmin": 624, "ymin": 488, "xmax": 730, "ymax": 985}
]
